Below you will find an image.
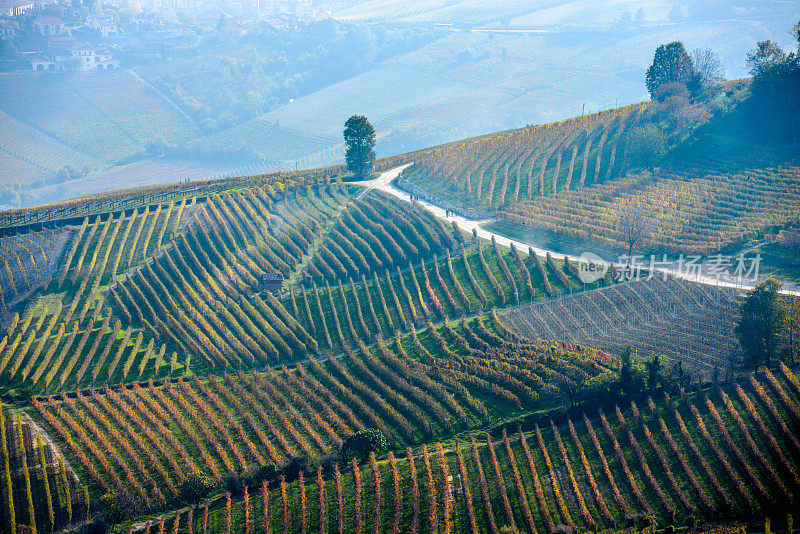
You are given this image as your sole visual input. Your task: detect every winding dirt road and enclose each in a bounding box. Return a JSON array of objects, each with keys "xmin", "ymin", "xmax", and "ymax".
[{"xmin": 354, "ymin": 163, "xmax": 800, "ymax": 296}]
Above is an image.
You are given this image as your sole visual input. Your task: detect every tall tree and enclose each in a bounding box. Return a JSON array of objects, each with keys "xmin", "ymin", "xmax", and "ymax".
[
  {"xmin": 344, "ymin": 115, "xmax": 376, "ymax": 179},
  {"xmin": 646, "ymin": 354, "xmax": 662, "ymax": 392},
  {"xmin": 745, "ymin": 35, "xmax": 800, "ymax": 142},
  {"xmin": 616, "ymin": 203, "xmax": 653, "ymax": 259},
  {"xmin": 690, "ymin": 48, "xmax": 724, "ymax": 89},
  {"xmin": 341, "ymin": 429, "xmax": 387, "ymax": 462},
  {"xmin": 746, "ymin": 41, "xmax": 787, "ymax": 78},
  {"xmin": 645, "ymin": 41, "xmax": 694, "ymax": 97},
  {"xmin": 782, "ymin": 295, "xmax": 800, "ymax": 365},
  {"xmin": 735, "ymin": 278, "xmax": 787, "ymax": 369}
]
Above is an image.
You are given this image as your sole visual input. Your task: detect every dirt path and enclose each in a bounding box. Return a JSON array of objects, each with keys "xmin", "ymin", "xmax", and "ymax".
[{"xmin": 354, "ymin": 164, "xmax": 800, "ymax": 296}]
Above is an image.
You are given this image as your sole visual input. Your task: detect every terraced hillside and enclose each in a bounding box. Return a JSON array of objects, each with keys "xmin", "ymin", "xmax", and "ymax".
[
  {"xmin": 129, "ymin": 364, "xmax": 800, "ymax": 533},
  {"xmin": 0, "ymin": 150, "xmax": 792, "ymax": 532},
  {"xmin": 395, "ymin": 77, "xmax": 800, "ymax": 256},
  {"xmin": 32, "ymin": 315, "xmax": 614, "ymax": 511},
  {"xmin": 3, "ymin": 150, "xmax": 626, "ymax": 395},
  {"xmin": 501, "ymin": 150, "xmax": 800, "ymax": 255},
  {"xmin": 1, "ymin": 405, "xmax": 89, "ymax": 534},
  {"xmin": 400, "ymin": 103, "xmax": 646, "ymax": 212},
  {"xmin": 0, "ymin": 171, "xmax": 331, "ymax": 395},
  {"xmin": 502, "ymin": 278, "xmax": 742, "ymax": 378},
  {"xmin": 0, "ymin": 72, "xmax": 196, "ymax": 164}
]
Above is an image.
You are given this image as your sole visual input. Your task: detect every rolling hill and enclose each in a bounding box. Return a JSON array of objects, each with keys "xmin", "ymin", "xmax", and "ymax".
[
  {"xmin": 2, "ymin": 1, "xmax": 795, "ymax": 206},
  {"xmin": 1, "ymin": 16, "xmax": 799, "ymax": 529}
]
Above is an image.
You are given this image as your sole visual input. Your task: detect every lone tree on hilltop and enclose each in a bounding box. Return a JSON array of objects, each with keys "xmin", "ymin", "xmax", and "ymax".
[
  {"xmin": 344, "ymin": 115, "xmax": 376, "ymax": 179},
  {"xmin": 736, "ymin": 278, "xmax": 787, "ymax": 370},
  {"xmin": 646, "ymin": 41, "xmax": 694, "ymax": 97}
]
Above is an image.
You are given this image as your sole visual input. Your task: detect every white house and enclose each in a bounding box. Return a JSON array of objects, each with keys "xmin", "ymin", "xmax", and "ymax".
[
  {"xmin": 34, "ymin": 16, "xmax": 66, "ymax": 36},
  {"xmin": 67, "ymin": 42, "xmax": 118, "ymax": 70},
  {"xmin": 29, "ymin": 53, "xmax": 60, "ymax": 70},
  {"xmin": 40, "ymin": 40, "xmax": 119, "ymax": 71},
  {"xmin": 87, "ymin": 14, "xmax": 118, "ymax": 37}
]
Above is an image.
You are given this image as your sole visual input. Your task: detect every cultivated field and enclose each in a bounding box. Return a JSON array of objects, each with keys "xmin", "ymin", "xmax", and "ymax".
[
  {"xmin": 0, "ymin": 74, "xmax": 144, "ymax": 163},
  {"xmin": 0, "ymin": 110, "xmax": 100, "ymax": 182},
  {"xmin": 502, "ymin": 151, "xmax": 800, "ymax": 255},
  {"xmin": 401, "ymin": 103, "xmax": 645, "ymax": 212},
  {"xmin": 502, "ymin": 278, "xmax": 743, "ymax": 379},
  {"xmin": 1, "ymin": 405, "xmax": 89, "ymax": 533},
  {"xmin": 0, "ymin": 83, "xmax": 796, "ymax": 532},
  {"xmin": 33, "ymin": 314, "xmax": 614, "ymax": 510},
  {"xmin": 0, "ymin": 228, "xmax": 70, "ymax": 325},
  {"xmin": 122, "ymin": 364, "xmax": 800, "ymax": 533}
]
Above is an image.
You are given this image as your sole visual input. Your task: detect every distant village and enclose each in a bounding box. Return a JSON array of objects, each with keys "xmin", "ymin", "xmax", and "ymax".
[{"xmin": 0, "ymin": 0, "xmax": 352, "ymax": 72}]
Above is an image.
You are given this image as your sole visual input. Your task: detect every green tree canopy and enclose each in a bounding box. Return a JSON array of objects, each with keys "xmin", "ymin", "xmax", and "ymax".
[
  {"xmin": 344, "ymin": 115, "xmax": 376, "ymax": 179},
  {"xmin": 645, "ymin": 41, "xmax": 694, "ymax": 97},
  {"xmin": 625, "ymin": 124, "xmax": 667, "ymax": 168},
  {"xmin": 735, "ymin": 278, "xmax": 787, "ymax": 370},
  {"xmin": 744, "ymin": 29, "xmax": 800, "ymax": 141},
  {"xmin": 746, "ymin": 40, "xmax": 788, "ymax": 78},
  {"xmin": 341, "ymin": 428, "xmax": 387, "ymax": 462}
]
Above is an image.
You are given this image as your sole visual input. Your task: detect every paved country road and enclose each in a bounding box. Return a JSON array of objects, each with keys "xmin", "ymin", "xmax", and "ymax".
[{"xmin": 354, "ymin": 163, "xmax": 800, "ymax": 297}]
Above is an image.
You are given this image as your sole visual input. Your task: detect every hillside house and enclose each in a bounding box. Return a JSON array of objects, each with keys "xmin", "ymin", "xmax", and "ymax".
[
  {"xmin": 34, "ymin": 16, "xmax": 65, "ymax": 35},
  {"xmin": 260, "ymin": 272, "xmax": 284, "ymax": 294},
  {"xmin": 68, "ymin": 42, "xmax": 119, "ymax": 70},
  {"xmin": 36, "ymin": 40, "xmax": 119, "ymax": 70},
  {"xmin": 87, "ymin": 14, "xmax": 118, "ymax": 37},
  {"xmin": 0, "ymin": 20, "xmax": 16, "ymax": 38},
  {"xmin": 28, "ymin": 53, "xmax": 59, "ymax": 70}
]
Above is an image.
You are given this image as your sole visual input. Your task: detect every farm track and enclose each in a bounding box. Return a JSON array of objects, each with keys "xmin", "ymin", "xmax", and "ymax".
[{"xmin": 354, "ymin": 164, "xmax": 800, "ymax": 296}]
